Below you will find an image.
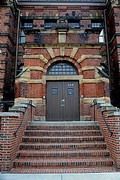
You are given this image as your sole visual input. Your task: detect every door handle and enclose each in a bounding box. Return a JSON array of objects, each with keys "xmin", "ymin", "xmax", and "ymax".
[{"xmin": 61, "ymin": 99, "xmax": 65, "ymax": 106}]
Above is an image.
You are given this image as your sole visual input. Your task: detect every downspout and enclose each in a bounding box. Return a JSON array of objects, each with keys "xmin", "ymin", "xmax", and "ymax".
[
  {"xmin": 104, "ymin": 0, "xmax": 111, "ymax": 78},
  {"xmin": 14, "ymin": 0, "xmax": 20, "ymax": 77}
]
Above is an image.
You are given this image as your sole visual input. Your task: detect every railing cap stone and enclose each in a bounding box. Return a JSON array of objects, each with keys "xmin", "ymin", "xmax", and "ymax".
[{"xmin": 0, "ymin": 112, "xmax": 20, "ymax": 117}]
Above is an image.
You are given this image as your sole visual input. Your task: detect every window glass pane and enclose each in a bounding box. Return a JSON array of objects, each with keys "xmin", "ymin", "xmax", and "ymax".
[
  {"xmin": 68, "ymin": 88, "xmax": 74, "ymax": 95},
  {"xmin": 44, "ymin": 19, "xmax": 57, "ymax": 28},
  {"xmin": 52, "ymin": 88, "xmax": 58, "ymax": 95},
  {"xmin": 68, "ymin": 20, "xmax": 80, "ymax": 28},
  {"xmin": 22, "ymin": 21, "xmax": 33, "ymax": 28},
  {"xmin": 47, "ymin": 61, "xmax": 78, "ymax": 75}
]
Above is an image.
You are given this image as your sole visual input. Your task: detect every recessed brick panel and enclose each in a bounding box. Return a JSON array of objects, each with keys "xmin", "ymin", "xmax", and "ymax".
[
  {"xmin": 83, "ymin": 83, "xmax": 96, "ymax": 97},
  {"xmin": 24, "ymin": 58, "xmax": 45, "ymax": 67},
  {"xmin": 28, "ymin": 83, "xmax": 43, "ymax": 98},
  {"xmin": 81, "ymin": 59, "xmax": 100, "ymax": 67},
  {"xmin": 83, "ymin": 70, "xmax": 95, "ymax": 79},
  {"xmin": 96, "ymin": 82, "xmax": 104, "ymax": 97},
  {"xmin": 30, "ymin": 70, "xmax": 43, "ymax": 79}
]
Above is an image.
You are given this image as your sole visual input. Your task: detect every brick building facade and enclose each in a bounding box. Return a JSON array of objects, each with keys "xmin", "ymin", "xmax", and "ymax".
[
  {"xmin": 3, "ymin": 0, "xmax": 108, "ymax": 119},
  {"xmin": 0, "ymin": 0, "xmax": 120, "ymax": 174},
  {"xmin": 0, "ymin": 0, "xmax": 119, "ymax": 118}
]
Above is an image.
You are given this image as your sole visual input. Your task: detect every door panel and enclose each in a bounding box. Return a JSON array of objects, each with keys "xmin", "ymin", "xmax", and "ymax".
[{"xmin": 46, "ymin": 81, "xmax": 80, "ymax": 121}]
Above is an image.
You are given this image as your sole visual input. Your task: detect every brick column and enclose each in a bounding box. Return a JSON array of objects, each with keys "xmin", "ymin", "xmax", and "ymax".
[
  {"xmin": 90, "ymin": 101, "xmax": 120, "ymax": 169},
  {"xmin": 1, "ymin": 102, "xmax": 35, "ymax": 172},
  {"xmin": 1, "ymin": 113, "xmax": 20, "ymax": 171}
]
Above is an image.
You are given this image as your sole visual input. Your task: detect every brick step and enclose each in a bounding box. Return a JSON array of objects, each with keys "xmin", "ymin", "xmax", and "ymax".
[
  {"xmin": 22, "ymin": 136, "xmax": 104, "ymax": 143},
  {"xmin": 11, "ymin": 120, "xmax": 115, "ymax": 173},
  {"xmin": 13, "ymin": 157, "xmax": 113, "ymax": 168},
  {"xmin": 19, "ymin": 142, "xmax": 107, "ymax": 150},
  {"xmin": 17, "ymin": 149, "xmax": 110, "ymax": 158},
  {"xmin": 11, "ymin": 166, "xmax": 116, "ymax": 173},
  {"xmin": 24, "ymin": 129, "xmax": 101, "ymax": 136},
  {"xmin": 26, "ymin": 125, "xmax": 100, "ymax": 131}
]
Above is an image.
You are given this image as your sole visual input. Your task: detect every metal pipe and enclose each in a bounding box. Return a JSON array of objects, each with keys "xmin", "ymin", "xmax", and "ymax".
[
  {"xmin": 104, "ymin": 7, "xmax": 111, "ymax": 77},
  {"xmin": 14, "ymin": 0, "xmax": 21, "ymax": 77}
]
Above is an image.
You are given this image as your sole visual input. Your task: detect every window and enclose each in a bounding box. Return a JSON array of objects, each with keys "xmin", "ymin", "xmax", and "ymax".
[
  {"xmin": 68, "ymin": 19, "xmax": 80, "ymax": 28},
  {"xmin": 21, "ymin": 20, "xmax": 33, "ymax": 28},
  {"xmin": 92, "ymin": 22, "xmax": 102, "ymax": 28},
  {"xmin": 68, "ymin": 88, "xmax": 74, "ymax": 95},
  {"xmin": 44, "ymin": 19, "xmax": 57, "ymax": 28},
  {"xmin": 19, "ymin": 30, "xmax": 26, "ymax": 44},
  {"xmin": 52, "ymin": 88, "xmax": 58, "ymax": 95},
  {"xmin": 91, "ymin": 20, "xmax": 103, "ymax": 29},
  {"xmin": 47, "ymin": 61, "xmax": 78, "ymax": 76},
  {"xmin": 99, "ymin": 29, "xmax": 105, "ymax": 43}
]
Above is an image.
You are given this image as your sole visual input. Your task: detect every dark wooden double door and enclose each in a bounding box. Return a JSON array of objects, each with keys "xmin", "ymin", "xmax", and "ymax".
[{"xmin": 46, "ymin": 81, "xmax": 80, "ymax": 121}]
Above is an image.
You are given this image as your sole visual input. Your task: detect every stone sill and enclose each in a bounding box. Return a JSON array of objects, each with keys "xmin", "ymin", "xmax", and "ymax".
[
  {"xmin": 107, "ymin": 111, "xmax": 120, "ymax": 117},
  {"xmin": 0, "ymin": 112, "xmax": 20, "ymax": 117}
]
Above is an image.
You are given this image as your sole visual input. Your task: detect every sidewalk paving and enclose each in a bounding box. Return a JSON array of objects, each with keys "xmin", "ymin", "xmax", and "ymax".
[{"xmin": 1, "ymin": 173, "xmax": 120, "ymax": 180}]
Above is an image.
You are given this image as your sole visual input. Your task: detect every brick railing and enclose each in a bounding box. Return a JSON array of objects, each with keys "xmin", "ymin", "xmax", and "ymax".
[
  {"xmin": 90, "ymin": 100, "xmax": 120, "ymax": 169},
  {"xmin": 0, "ymin": 101, "xmax": 35, "ymax": 172}
]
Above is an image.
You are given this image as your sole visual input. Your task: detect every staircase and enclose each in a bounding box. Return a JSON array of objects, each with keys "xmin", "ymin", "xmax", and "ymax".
[{"xmin": 11, "ymin": 121, "xmax": 115, "ymax": 173}]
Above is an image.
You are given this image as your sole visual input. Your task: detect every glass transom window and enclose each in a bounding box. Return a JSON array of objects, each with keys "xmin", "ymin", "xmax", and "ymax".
[{"xmin": 47, "ymin": 61, "xmax": 78, "ymax": 75}]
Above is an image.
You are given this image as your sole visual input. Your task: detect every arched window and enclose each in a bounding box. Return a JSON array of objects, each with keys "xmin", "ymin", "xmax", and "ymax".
[{"xmin": 47, "ymin": 61, "xmax": 78, "ymax": 75}]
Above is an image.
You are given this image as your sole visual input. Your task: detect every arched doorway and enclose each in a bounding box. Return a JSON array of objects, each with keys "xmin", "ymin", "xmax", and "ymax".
[{"xmin": 46, "ymin": 61, "xmax": 80, "ymax": 121}]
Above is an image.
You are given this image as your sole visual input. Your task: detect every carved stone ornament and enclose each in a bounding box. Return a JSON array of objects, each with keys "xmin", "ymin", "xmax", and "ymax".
[{"xmin": 111, "ymin": 0, "xmax": 119, "ymax": 5}]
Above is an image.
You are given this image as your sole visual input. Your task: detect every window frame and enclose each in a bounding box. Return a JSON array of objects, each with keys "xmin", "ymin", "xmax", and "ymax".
[{"xmin": 44, "ymin": 19, "xmax": 57, "ymax": 29}]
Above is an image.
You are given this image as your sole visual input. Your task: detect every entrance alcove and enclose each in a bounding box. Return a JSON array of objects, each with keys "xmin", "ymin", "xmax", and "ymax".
[{"xmin": 46, "ymin": 60, "xmax": 80, "ymax": 121}]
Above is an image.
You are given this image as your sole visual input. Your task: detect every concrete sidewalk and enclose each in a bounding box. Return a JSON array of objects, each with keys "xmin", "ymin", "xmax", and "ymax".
[{"xmin": 1, "ymin": 173, "xmax": 120, "ymax": 180}]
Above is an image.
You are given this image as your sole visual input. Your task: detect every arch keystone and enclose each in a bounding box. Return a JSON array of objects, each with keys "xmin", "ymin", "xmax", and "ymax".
[{"xmin": 60, "ymin": 47, "xmax": 65, "ymax": 56}]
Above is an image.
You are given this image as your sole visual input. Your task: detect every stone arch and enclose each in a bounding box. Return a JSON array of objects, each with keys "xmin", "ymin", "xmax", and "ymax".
[{"xmin": 44, "ymin": 56, "xmax": 81, "ymax": 75}]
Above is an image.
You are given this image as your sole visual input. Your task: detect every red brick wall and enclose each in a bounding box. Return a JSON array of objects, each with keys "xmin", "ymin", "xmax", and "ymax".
[
  {"xmin": 83, "ymin": 83, "xmax": 96, "ymax": 97},
  {"xmin": 90, "ymin": 102, "xmax": 120, "ymax": 169},
  {"xmin": 24, "ymin": 58, "xmax": 45, "ymax": 68},
  {"xmin": 83, "ymin": 70, "xmax": 95, "ymax": 79},
  {"xmin": 1, "ymin": 103, "xmax": 35, "ymax": 172},
  {"xmin": 30, "ymin": 70, "xmax": 43, "ymax": 79},
  {"xmin": 0, "ymin": 5, "xmax": 17, "ymax": 107},
  {"xmin": 15, "ymin": 3, "xmax": 107, "ymax": 118}
]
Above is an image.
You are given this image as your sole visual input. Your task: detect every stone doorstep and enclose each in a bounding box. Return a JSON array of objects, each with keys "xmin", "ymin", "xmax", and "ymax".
[
  {"xmin": 29, "ymin": 121, "xmax": 98, "ymax": 127},
  {"xmin": 27, "ymin": 122, "xmax": 100, "ymax": 131}
]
